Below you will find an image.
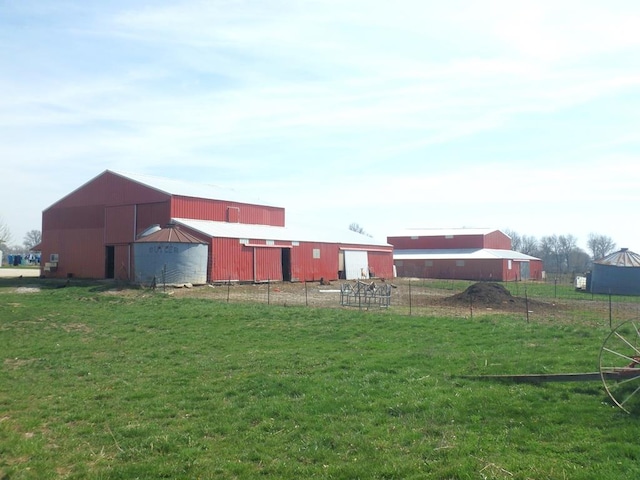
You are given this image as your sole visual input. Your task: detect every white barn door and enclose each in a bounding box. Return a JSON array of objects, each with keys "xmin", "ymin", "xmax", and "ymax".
[{"xmin": 344, "ymin": 250, "xmax": 369, "ymax": 280}]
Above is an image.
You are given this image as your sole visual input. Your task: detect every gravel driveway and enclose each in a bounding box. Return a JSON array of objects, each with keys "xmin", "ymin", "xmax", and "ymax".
[{"xmin": 0, "ymin": 267, "xmax": 41, "ymax": 278}]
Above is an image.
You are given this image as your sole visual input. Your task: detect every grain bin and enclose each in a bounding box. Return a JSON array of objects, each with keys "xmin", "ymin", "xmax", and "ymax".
[
  {"xmin": 590, "ymin": 248, "xmax": 640, "ymax": 296},
  {"xmin": 133, "ymin": 224, "xmax": 208, "ymax": 286}
]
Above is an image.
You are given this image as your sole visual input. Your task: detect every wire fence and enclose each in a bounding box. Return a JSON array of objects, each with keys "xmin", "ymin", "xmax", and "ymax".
[{"xmin": 167, "ymin": 277, "xmax": 640, "ymax": 329}]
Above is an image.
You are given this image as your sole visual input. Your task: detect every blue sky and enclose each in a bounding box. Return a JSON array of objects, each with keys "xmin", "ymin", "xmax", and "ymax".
[{"xmin": 2, "ymin": 1, "xmax": 640, "ymax": 252}]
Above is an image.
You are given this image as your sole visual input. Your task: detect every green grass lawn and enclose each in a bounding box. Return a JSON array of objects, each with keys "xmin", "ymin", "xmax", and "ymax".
[{"xmin": 2, "ymin": 281, "xmax": 640, "ymax": 479}]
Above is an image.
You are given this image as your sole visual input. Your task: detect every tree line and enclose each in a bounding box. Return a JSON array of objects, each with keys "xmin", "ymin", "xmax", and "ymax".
[{"xmin": 505, "ymin": 230, "xmax": 617, "ymax": 275}]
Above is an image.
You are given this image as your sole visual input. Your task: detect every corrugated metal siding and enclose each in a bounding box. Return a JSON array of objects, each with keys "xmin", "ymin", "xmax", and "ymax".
[
  {"xmin": 43, "ymin": 205, "xmax": 105, "ymax": 231},
  {"xmin": 47, "ymin": 171, "xmax": 170, "ymax": 210},
  {"xmin": 171, "ymin": 196, "xmax": 285, "ymax": 226},
  {"xmin": 136, "ymin": 202, "xmax": 172, "ymax": 236},
  {"xmin": 255, "ymin": 247, "xmax": 282, "ymax": 282},
  {"xmin": 595, "ymin": 249, "xmax": 640, "ymax": 267},
  {"xmin": 290, "ymin": 243, "xmax": 339, "ymax": 282},
  {"xmin": 210, "ymin": 240, "xmax": 345, "ymax": 283},
  {"xmin": 211, "ymin": 237, "xmax": 249, "ymax": 281},
  {"xmin": 367, "ymin": 251, "xmax": 394, "ymax": 279},
  {"xmin": 105, "ymin": 205, "xmax": 136, "ymax": 244},
  {"xmin": 133, "ymin": 243, "xmax": 208, "ymax": 285},
  {"xmin": 395, "ymin": 259, "xmax": 508, "ymax": 281},
  {"xmin": 387, "ymin": 234, "xmax": 487, "ymax": 250},
  {"xmin": 41, "ymin": 228, "xmax": 105, "ymax": 279},
  {"xmin": 484, "ymin": 231, "xmax": 512, "ymax": 249},
  {"xmin": 590, "ymin": 264, "xmax": 640, "ymax": 295},
  {"xmin": 114, "ymin": 245, "xmax": 131, "ymax": 281},
  {"xmin": 388, "ymin": 230, "xmax": 510, "ymax": 250}
]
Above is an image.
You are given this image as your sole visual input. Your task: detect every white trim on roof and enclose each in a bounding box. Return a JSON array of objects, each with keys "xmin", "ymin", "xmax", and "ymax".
[
  {"xmin": 110, "ymin": 170, "xmax": 281, "ymax": 208},
  {"xmin": 388, "ymin": 228, "xmax": 503, "ymax": 238},
  {"xmin": 393, "ymin": 248, "xmax": 540, "ymax": 261},
  {"xmin": 173, "ymin": 218, "xmax": 392, "ymax": 247}
]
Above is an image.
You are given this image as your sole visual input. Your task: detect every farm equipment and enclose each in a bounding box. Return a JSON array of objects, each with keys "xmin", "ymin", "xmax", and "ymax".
[
  {"xmin": 340, "ymin": 280, "xmax": 392, "ymax": 308},
  {"xmin": 466, "ymin": 319, "xmax": 640, "ymax": 413}
]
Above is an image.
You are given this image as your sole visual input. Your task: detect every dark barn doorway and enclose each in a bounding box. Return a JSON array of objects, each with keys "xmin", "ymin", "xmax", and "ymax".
[
  {"xmin": 105, "ymin": 246, "xmax": 115, "ymax": 279},
  {"xmin": 281, "ymin": 248, "xmax": 291, "ymax": 282}
]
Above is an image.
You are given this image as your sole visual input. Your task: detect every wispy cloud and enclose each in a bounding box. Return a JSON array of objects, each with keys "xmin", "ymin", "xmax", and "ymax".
[{"xmin": 1, "ymin": 1, "xmax": 640, "ymax": 248}]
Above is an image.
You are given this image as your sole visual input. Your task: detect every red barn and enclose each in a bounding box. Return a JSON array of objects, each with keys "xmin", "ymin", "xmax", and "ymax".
[
  {"xmin": 388, "ymin": 228, "xmax": 543, "ymax": 281},
  {"xmin": 40, "ymin": 170, "xmax": 394, "ymax": 283}
]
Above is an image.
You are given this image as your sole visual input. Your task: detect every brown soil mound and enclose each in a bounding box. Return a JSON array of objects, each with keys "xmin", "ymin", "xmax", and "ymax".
[
  {"xmin": 450, "ymin": 282, "xmax": 515, "ymax": 305},
  {"xmin": 439, "ymin": 282, "xmax": 555, "ymax": 313}
]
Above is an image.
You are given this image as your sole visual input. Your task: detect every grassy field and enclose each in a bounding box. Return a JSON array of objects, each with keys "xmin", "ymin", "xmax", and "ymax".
[{"xmin": 2, "ymin": 278, "xmax": 640, "ymax": 479}]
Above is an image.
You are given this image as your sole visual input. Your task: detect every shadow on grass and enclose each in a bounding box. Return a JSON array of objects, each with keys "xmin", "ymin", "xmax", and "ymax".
[{"xmin": 0, "ymin": 276, "xmax": 139, "ymax": 292}]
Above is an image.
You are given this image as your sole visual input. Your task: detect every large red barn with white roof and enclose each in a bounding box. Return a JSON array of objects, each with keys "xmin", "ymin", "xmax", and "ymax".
[
  {"xmin": 40, "ymin": 170, "xmax": 393, "ymax": 283},
  {"xmin": 388, "ymin": 228, "xmax": 543, "ymax": 281}
]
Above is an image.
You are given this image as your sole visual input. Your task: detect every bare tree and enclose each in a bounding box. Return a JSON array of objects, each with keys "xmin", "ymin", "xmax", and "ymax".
[
  {"xmin": 348, "ymin": 223, "xmax": 372, "ymax": 237},
  {"xmin": 23, "ymin": 230, "xmax": 42, "ymax": 250},
  {"xmin": 0, "ymin": 216, "xmax": 11, "ymax": 252},
  {"xmin": 587, "ymin": 233, "xmax": 616, "ymax": 260},
  {"xmin": 504, "ymin": 229, "xmax": 521, "ymax": 251},
  {"xmin": 521, "ymin": 235, "xmax": 539, "ymax": 256},
  {"xmin": 540, "ymin": 235, "xmax": 563, "ymax": 273},
  {"xmin": 558, "ymin": 234, "xmax": 578, "ymax": 273}
]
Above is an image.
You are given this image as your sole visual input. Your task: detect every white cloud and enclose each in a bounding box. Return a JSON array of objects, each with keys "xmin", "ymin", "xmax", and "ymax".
[{"xmin": 2, "ymin": 1, "xmax": 640, "ymax": 251}]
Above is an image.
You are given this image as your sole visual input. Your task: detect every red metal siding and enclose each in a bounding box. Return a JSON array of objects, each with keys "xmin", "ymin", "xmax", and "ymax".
[
  {"xmin": 114, "ymin": 244, "xmax": 131, "ymax": 281},
  {"xmin": 387, "ymin": 231, "xmax": 511, "ymax": 250},
  {"xmin": 387, "ymin": 234, "xmax": 486, "ymax": 250},
  {"xmin": 105, "ymin": 205, "xmax": 136, "ymax": 244},
  {"xmin": 171, "ymin": 196, "xmax": 285, "ymax": 226},
  {"xmin": 43, "ymin": 205, "xmax": 104, "ymax": 231},
  {"xmin": 48, "ymin": 171, "xmax": 170, "ymax": 209},
  {"xmin": 395, "ymin": 259, "xmax": 508, "ymax": 281},
  {"xmin": 136, "ymin": 202, "xmax": 172, "ymax": 236},
  {"xmin": 254, "ymin": 247, "xmax": 283, "ymax": 282},
  {"xmin": 290, "ymin": 243, "xmax": 339, "ymax": 282},
  {"xmin": 41, "ymin": 228, "xmax": 105, "ymax": 279},
  {"xmin": 210, "ymin": 239, "xmax": 341, "ymax": 283},
  {"xmin": 367, "ymin": 251, "xmax": 395, "ymax": 279},
  {"xmin": 41, "ymin": 171, "xmax": 172, "ymax": 280},
  {"xmin": 484, "ymin": 231, "xmax": 512, "ymax": 249},
  {"xmin": 528, "ymin": 260, "xmax": 544, "ymax": 280},
  {"xmin": 210, "ymin": 238, "xmax": 249, "ymax": 281}
]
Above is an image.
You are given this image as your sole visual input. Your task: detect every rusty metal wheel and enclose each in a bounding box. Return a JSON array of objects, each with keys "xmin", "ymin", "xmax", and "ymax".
[{"xmin": 599, "ymin": 320, "xmax": 640, "ymax": 413}]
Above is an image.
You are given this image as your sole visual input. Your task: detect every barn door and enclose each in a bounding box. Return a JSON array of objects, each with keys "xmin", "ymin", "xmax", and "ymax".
[
  {"xmin": 344, "ymin": 250, "xmax": 369, "ymax": 280},
  {"xmin": 520, "ymin": 261, "xmax": 530, "ymax": 281}
]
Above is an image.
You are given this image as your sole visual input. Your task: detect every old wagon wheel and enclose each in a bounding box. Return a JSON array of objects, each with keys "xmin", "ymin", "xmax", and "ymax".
[{"xmin": 599, "ymin": 320, "xmax": 640, "ymax": 413}]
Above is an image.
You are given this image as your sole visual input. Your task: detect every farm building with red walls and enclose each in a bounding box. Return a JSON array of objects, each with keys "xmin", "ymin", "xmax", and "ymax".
[
  {"xmin": 388, "ymin": 228, "xmax": 543, "ymax": 281},
  {"xmin": 40, "ymin": 170, "xmax": 394, "ymax": 283}
]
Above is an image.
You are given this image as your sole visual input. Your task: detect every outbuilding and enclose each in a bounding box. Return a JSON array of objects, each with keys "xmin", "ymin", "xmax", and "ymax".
[
  {"xmin": 589, "ymin": 248, "xmax": 640, "ymax": 295},
  {"xmin": 39, "ymin": 170, "xmax": 394, "ymax": 283},
  {"xmin": 388, "ymin": 228, "xmax": 544, "ymax": 281}
]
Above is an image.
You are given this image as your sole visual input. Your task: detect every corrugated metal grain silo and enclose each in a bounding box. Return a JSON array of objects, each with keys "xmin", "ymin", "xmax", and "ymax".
[
  {"xmin": 133, "ymin": 224, "xmax": 208, "ymax": 286},
  {"xmin": 590, "ymin": 248, "xmax": 640, "ymax": 295}
]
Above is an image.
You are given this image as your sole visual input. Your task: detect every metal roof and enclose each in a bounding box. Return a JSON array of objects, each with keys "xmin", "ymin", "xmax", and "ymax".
[
  {"xmin": 135, "ymin": 225, "xmax": 205, "ymax": 244},
  {"xmin": 388, "ymin": 228, "xmax": 502, "ymax": 238},
  {"xmin": 173, "ymin": 218, "xmax": 392, "ymax": 247},
  {"xmin": 109, "ymin": 170, "xmax": 281, "ymax": 207},
  {"xmin": 393, "ymin": 248, "xmax": 540, "ymax": 261},
  {"xmin": 595, "ymin": 248, "xmax": 640, "ymax": 267}
]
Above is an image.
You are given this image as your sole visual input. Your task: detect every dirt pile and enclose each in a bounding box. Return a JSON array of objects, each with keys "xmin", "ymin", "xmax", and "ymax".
[
  {"xmin": 438, "ymin": 282, "xmax": 555, "ymax": 313},
  {"xmin": 449, "ymin": 282, "xmax": 515, "ymax": 305}
]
